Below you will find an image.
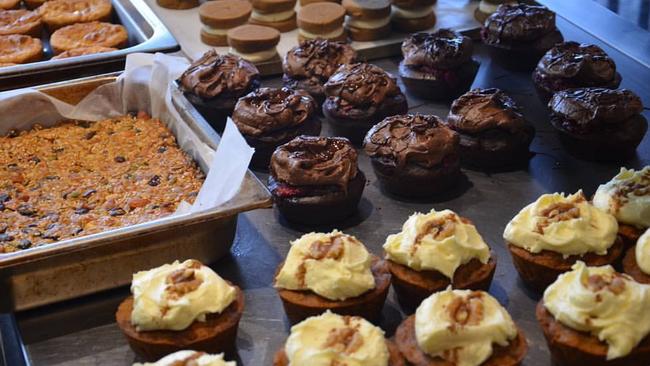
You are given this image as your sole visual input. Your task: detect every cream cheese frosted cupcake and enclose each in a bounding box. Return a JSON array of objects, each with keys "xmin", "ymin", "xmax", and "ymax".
[
  {"xmin": 623, "ymin": 228, "xmax": 650, "ymax": 284},
  {"xmin": 116, "ymin": 260, "xmax": 244, "ymax": 361},
  {"xmin": 274, "ymin": 230, "xmax": 391, "ymax": 324},
  {"xmin": 395, "ymin": 288, "xmax": 528, "ymax": 366},
  {"xmin": 133, "ymin": 350, "xmax": 236, "ymax": 366},
  {"xmin": 273, "ymin": 311, "xmax": 406, "ymax": 365},
  {"xmin": 383, "ymin": 209, "xmax": 496, "ymax": 310},
  {"xmin": 593, "ymin": 166, "xmax": 650, "ymax": 246},
  {"xmin": 504, "ymin": 190, "xmax": 623, "ymax": 291},
  {"xmin": 537, "ymin": 261, "xmax": 650, "ymax": 366}
]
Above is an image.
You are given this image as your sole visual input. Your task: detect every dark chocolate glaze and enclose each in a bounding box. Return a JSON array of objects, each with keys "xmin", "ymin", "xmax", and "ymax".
[
  {"xmin": 482, "ymin": 4, "xmax": 557, "ymax": 44},
  {"xmin": 536, "ymin": 42, "xmax": 618, "ymax": 85},
  {"xmin": 447, "ymin": 88, "xmax": 527, "ymax": 134},
  {"xmin": 324, "ymin": 63, "xmax": 403, "ymax": 107},
  {"xmin": 401, "ymin": 29, "xmax": 473, "ymax": 70}
]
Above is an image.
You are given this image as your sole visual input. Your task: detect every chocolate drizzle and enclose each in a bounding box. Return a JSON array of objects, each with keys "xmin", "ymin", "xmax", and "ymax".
[
  {"xmin": 283, "ymin": 39, "xmax": 357, "ymax": 82},
  {"xmin": 537, "ymin": 42, "xmax": 618, "ymax": 84},
  {"xmin": 178, "ymin": 50, "xmax": 260, "ymax": 100},
  {"xmin": 363, "ymin": 114, "xmax": 459, "ymax": 169},
  {"xmin": 232, "ymin": 87, "xmax": 316, "ymax": 137},
  {"xmin": 270, "ymin": 136, "xmax": 358, "ymax": 188},
  {"xmin": 401, "ymin": 29, "xmax": 473, "ymax": 70},
  {"xmin": 447, "ymin": 88, "xmax": 527, "ymax": 134},
  {"xmin": 482, "ymin": 4, "xmax": 557, "ymax": 44},
  {"xmin": 324, "ymin": 63, "xmax": 402, "ymax": 107}
]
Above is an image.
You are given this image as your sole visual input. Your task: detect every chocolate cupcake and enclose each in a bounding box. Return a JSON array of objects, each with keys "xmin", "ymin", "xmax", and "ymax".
[
  {"xmin": 538, "ymin": 261, "xmax": 650, "ymax": 366},
  {"xmin": 446, "ymin": 88, "xmax": 535, "ymax": 170},
  {"xmin": 363, "ymin": 114, "xmax": 461, "ymax": 197},
  {"xmin": 474, "ymin": 0, "xmax": 515, "ymax": 24},
  {"xmin": 549, "ymin": 88, "xmax": 647, "ymax": 162},
  {"xmin": 268, "ymin": 136, "xmax": 366, "ymax": 225},
  {"xmin": 323, "ymin": 63, "xmax": 408, "ymax": 144},
  {"xmin": 503, "ymin": 191, "xmax": 624, "ymax": 291},
  {"xmin": 178, "ymin": 50, "xmax": 260, "ymax": 133},
  {"xmin": 274, "ymin": 231, "xmax": 391, "ymax": 324},
  {"xmin": 395, "ymin": 289, "xmax": 528, "ymax": 366},
  {"xmin": 623, "ymin": 229, "xmax": 650, "ymax": 284},
  {"xmin": 383, "ymin": 209, "xmax": 497, "ymax": 311},
  {"xmin": 533, "ymin": 42, "xmax": 621, "ymax": 103},
  {"xmin": 398, "ymin": 29, "xmax": 479, "ymax": 101},
  {"xmin": 232, "ymin": 87, "xmax": 320, "ymax": 170},
  {"xmin": 481, "ymin": 4, "xmax": 563, "ymax": 71},
  {"xmin": 282, "ymin": 39, "xmax": 357, "ymax": 108}
]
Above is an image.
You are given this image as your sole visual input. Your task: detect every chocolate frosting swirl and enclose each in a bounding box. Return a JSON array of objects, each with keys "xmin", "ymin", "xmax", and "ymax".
[
  {"xmin": 537, "ymin": 42, "xmax": 618, "ymax": 84},
  {"xmin": 483, "ymin": 4, "xmax": 557, "ymax": 43},
  {"xmin": 283, "ymin": 39, "xmax": 357, "ymax": 82},
  {"xmin": 401, "ymin": 29, "xmax": 473, "ymax": 70},
  {"xmin": 178, "ymin": 50, "xmax": 260, "ymax": 100},
  {"xmin": 232, "ymin": 87, "xmax": 316, "ymax": 137},
  {"xmin": 270, "ymin": 136, "xmax": 358, "ymax": 188},
  {"xmin": 447, "ymin": 88, "xmax": 527, "ymax": 134},
  {"xmin": 364, "ymin": 114, "xmax": 459, "ymax": 169},
  {"xmin": 549, "ymin": 88, "xmax": 643, "ymax": 128},
  {"xmin": 324, "ymin": 63, "xmax": 402, "ymax": 107}
]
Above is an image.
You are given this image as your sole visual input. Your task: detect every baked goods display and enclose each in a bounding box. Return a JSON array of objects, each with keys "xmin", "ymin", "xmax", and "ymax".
[
  {"xmin": 249, "ymin": 0, "xmax": 297, "ymax": 32},
  {"xmin": 548, "ymin": 87, "xmax": 647, "ymax": 162},
  {"xmin": 538, "ymin": 261, "xmax": 650, "ymax": 366},
  {"xmin": 0, "ymin": 114, "xmax": 205, "ymax": 253},
  {"xmin": 274, "ymin": 230, "xmax": 390, "ymax": 323},
  {"xmin": 116, "ymin": 259, "xmax": 244, "ymax": 361},
  {"xmin": 231, "ymin": 87, "xmax": 320, "ymax": 170},
  {"xmin": 342, "ymin": 0, "xmax": 391, "ymax": 42},
  {"xmin": 0, "ymin": 34, "xmax": 42, "ymax": 63},
  {"xmin": 297, "ymin": 2, "xmax": 346, "ymax": 42},
  {"xmin": 37, "ymin": 0, "xmax": 112, "ymax": 30},
  {"xmin": 50, "ymin": 21, "xmax": 127, "ymax": 54},
  {"xmin": 398, "ymin": 29, "xmax": 477, "ymax": 100},
  {"xmin": 474, "ymin": 0, "xmax": 515, "ymax": 24},
  {"xmin": 268, "ymin": 136, "xmax": 366, "ymax": 225},
  {"xmin": 227, "ymin": 24, "xmax": 281, "ymax": 63},
  {"xmin": 383, "ymin": 209, "xmax": 496, "ymax": 310},
  {"xmin": 390, "ymin": 0, "xmax": 436, "ymax": 32},
  {"xmin": 363, "ymin": 114, "xmax": 461, "ymax": 197},
  {"xmin": 395, "ymin": 288, "xmax": 528, "ymax": 366},
  {"xmin": 133, "ymin": 350, "xmax": 236, "ymax": 366},
  {"xmin": 0, "ymin": 9, "xmax": 42, "ymax": 36},
  {"xmin": 198, "ymin": 0, "xmax": 252, "ymax": 47},
  {"xmin": 273, "ymin": 311, "xmax": 406, "ymax": 365}
]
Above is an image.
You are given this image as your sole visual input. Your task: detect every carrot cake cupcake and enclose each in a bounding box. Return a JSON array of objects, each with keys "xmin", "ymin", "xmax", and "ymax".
[
  {"xmin": 383, "ymin": 209, "xmax": 496, "ymax": 311},
  {"xmin": 593, "ymin": 166, "xmax": 650, "ymax": 247},
  {"xmin": 116, "ymin": 259, "xmax": 244, "ymax": 362},
  {"xmin": 134, "ymin": 350, "xmax": 236, "ymax": 365},
  {"xmin": 622, "ymin": 228, "xmax": 650, "ymax": 284},
  {"xmin": 273, "ymin": 311, "xmax": 405, "ymax": 366},
  {"xmin": 537, "ymin": 261, "xmax": 650, "ymax": 366},
  {"xmin": 504, "ymin": 190, "xmax": 623, "ymax": 291},
  {"xmin": 274, "ymin": 230, "xmax": 391, "ymax": 324},
  {"xmin": 395, "ymin": 288, "xmax": 528, "ymax": 366}
]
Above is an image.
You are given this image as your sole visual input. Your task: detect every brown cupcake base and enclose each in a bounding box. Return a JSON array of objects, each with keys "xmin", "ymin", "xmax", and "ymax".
[
  {"xmin": 619, "ymin": 224, "xmax": 645, "ymax": 249},
  {"xmin": 249, "ymin": 14, "xmax": 298, "ymax": 33},
  {"xmin": 507, "ymin": 237, "xmax": 624, "ymax": 292},
  {"xmin": 275, "ymin": 256, "xmax": 391, "ymax": 325},
  {"xmin": 200, "ymin": 29, "xmax": 228, "ymax": 46},
  {"xmin": 622, "ymin": 247, "xmax": 650, "ymax": 284},
  {"xmin": 387, "ymin": 253, "xmax": 497, "ymax": 312},
  {"xmin": 398, "ymin": 60, "xmax": 479, "ymax": 101},
  {"xmin": 395, "ymin": 315, "xmax": 528, "ymax": 366},
  {"xmin": 116, "ymin": 286, "xmax": 244, "ymax": 362},
  {"xmin": 347, "ymin": 23, "xmax": 391, "ymax": 42},
  {"xmin": 157, "ymin": 0, "xmax": 198, "ymax": 9},
  {"xmin": 391, "ymin": 12, "xmax": 436, "ymax": 32},
  {"xmin": 536, "ymin": 302, "xmax": 650, "ymax": 366},
  {"xmin": 273, "ymin": 339, "xmax": 406, "ymax": 365},
  {"xmin": 454, "ymin": 125, "xmax": 535, "ymax": 171}
]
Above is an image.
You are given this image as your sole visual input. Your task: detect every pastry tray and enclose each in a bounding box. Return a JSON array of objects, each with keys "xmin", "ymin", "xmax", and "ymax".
[
  {"xmin": 0, "ymin": 73, "xmax": 272, "ymax": 312},
  {"xmin": 0, "ymin": 0, "xmax": 179, "ymax": 91}
]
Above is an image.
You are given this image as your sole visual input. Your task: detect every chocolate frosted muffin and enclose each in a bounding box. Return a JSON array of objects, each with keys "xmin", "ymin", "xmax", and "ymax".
[
  {"xmin": 398, "ymin": 29, "xmax": 479, "ymax": 101},
  {"xmin": 363, "ymin": 114, "xmax": 461, "ymax": 197},
  {"xmin": 481, "ymin": 4, "xmax": 563, "ymax": 71},
  {"xmin": 323, "ymin": 63, "xmax": 408, "ymax": 144},
  {"xmin": 282, "ymin": 39, "xmax": 357, "ymax": 107},
  {"xmin": 446, "ymin": 88, "xmax": 535, "ymax": 170},
  {"xmin": 533, "ymin": 42, "xmax": 622, "ymax": 103},
  {"xmin": 548, "ymin": 88, "xmax": 647, "ymax": 162},
  {"xmin": 268, "ymin": 136, "xmax": 366, "ymax": 225},
  {"xmin": 178, "ymin": 50, "xmax": 260, "ymax": 133},
  {"xmin": 232, "ymin": 87, "xmax": 320, "ymax": 170}
]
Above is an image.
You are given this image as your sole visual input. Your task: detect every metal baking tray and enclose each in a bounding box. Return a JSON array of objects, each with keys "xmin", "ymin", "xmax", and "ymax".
[
  {"xmin": 0, "ymin": 0, "xmax": 179, "ymax": 91},
  {"xmin": 0, "ymin": 74, "xmax": 272, "ymax": 312}
]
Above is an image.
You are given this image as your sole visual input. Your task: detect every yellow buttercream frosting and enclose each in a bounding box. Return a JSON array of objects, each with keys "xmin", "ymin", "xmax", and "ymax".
[
  {"xmin": 133, "ymin": 350, "xmax": 236, "ymax": 366},
  {"xmin": 415, "ymin": 288, "xmax": 518, "ymax": 366},
  {"xmin": 384, "ymin": 209, "xmax": 491, "ymax": 278},
  {"xmin": 130, "ymin": 259, "xmax": 237, "ymax": 331},
  {"xmin": 274, "ymin": 230, "xmax": 375, "ymax": 301},
  {"xmin": 544, "ymin": 261, "xmax": 650, "ymax": 360},
  {"xmin": 593, "ymin": 167, "xmax": 650, "ymax": 228},
  {"xmin": 503, "ymin": 191, "xmax": 618, "ymax": 256},
  {"xmin": 285, "ymin": 310, "xmax": 389, "ymax": 366},
  {"xmin": 636, "ymin": 229, "xmax": 650, "ymax": 275}
]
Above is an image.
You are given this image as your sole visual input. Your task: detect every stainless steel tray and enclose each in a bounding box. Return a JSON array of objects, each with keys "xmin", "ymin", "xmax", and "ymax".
[
  {"xmin": 0, "ymin": 0, "xmax": 179, "ymax": 91},
  {"xmin": 0, "ymin": 74, "xmax": 272, "ymax": 312}
]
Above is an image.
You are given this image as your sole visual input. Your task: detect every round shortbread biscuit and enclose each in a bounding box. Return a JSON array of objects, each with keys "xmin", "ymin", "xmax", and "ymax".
[
  {"xmin": 227, "ymin": 24, "xmax": 280, "ymax": 54},
  {"xmin": 199, "ymin": 0, "xmax": 251, "ymax": 29},
  {"xmin": 298, "ymin": 2, "xmax": 346, "ymax": 34},
  {"xmin": 342, "ymin": 0, "xmax": 390, "ymax": 20}
]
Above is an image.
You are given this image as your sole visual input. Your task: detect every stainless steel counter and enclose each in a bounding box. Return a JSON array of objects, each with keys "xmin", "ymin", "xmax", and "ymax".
[{"xmin": 12, "ymin": 8, "xmax": 650, "ymax": 366}]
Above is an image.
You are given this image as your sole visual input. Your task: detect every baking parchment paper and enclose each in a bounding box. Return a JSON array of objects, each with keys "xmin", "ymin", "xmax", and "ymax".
[{"xmin": 0, "ymin": 52, "xmax": 254, "ymax": 215}]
